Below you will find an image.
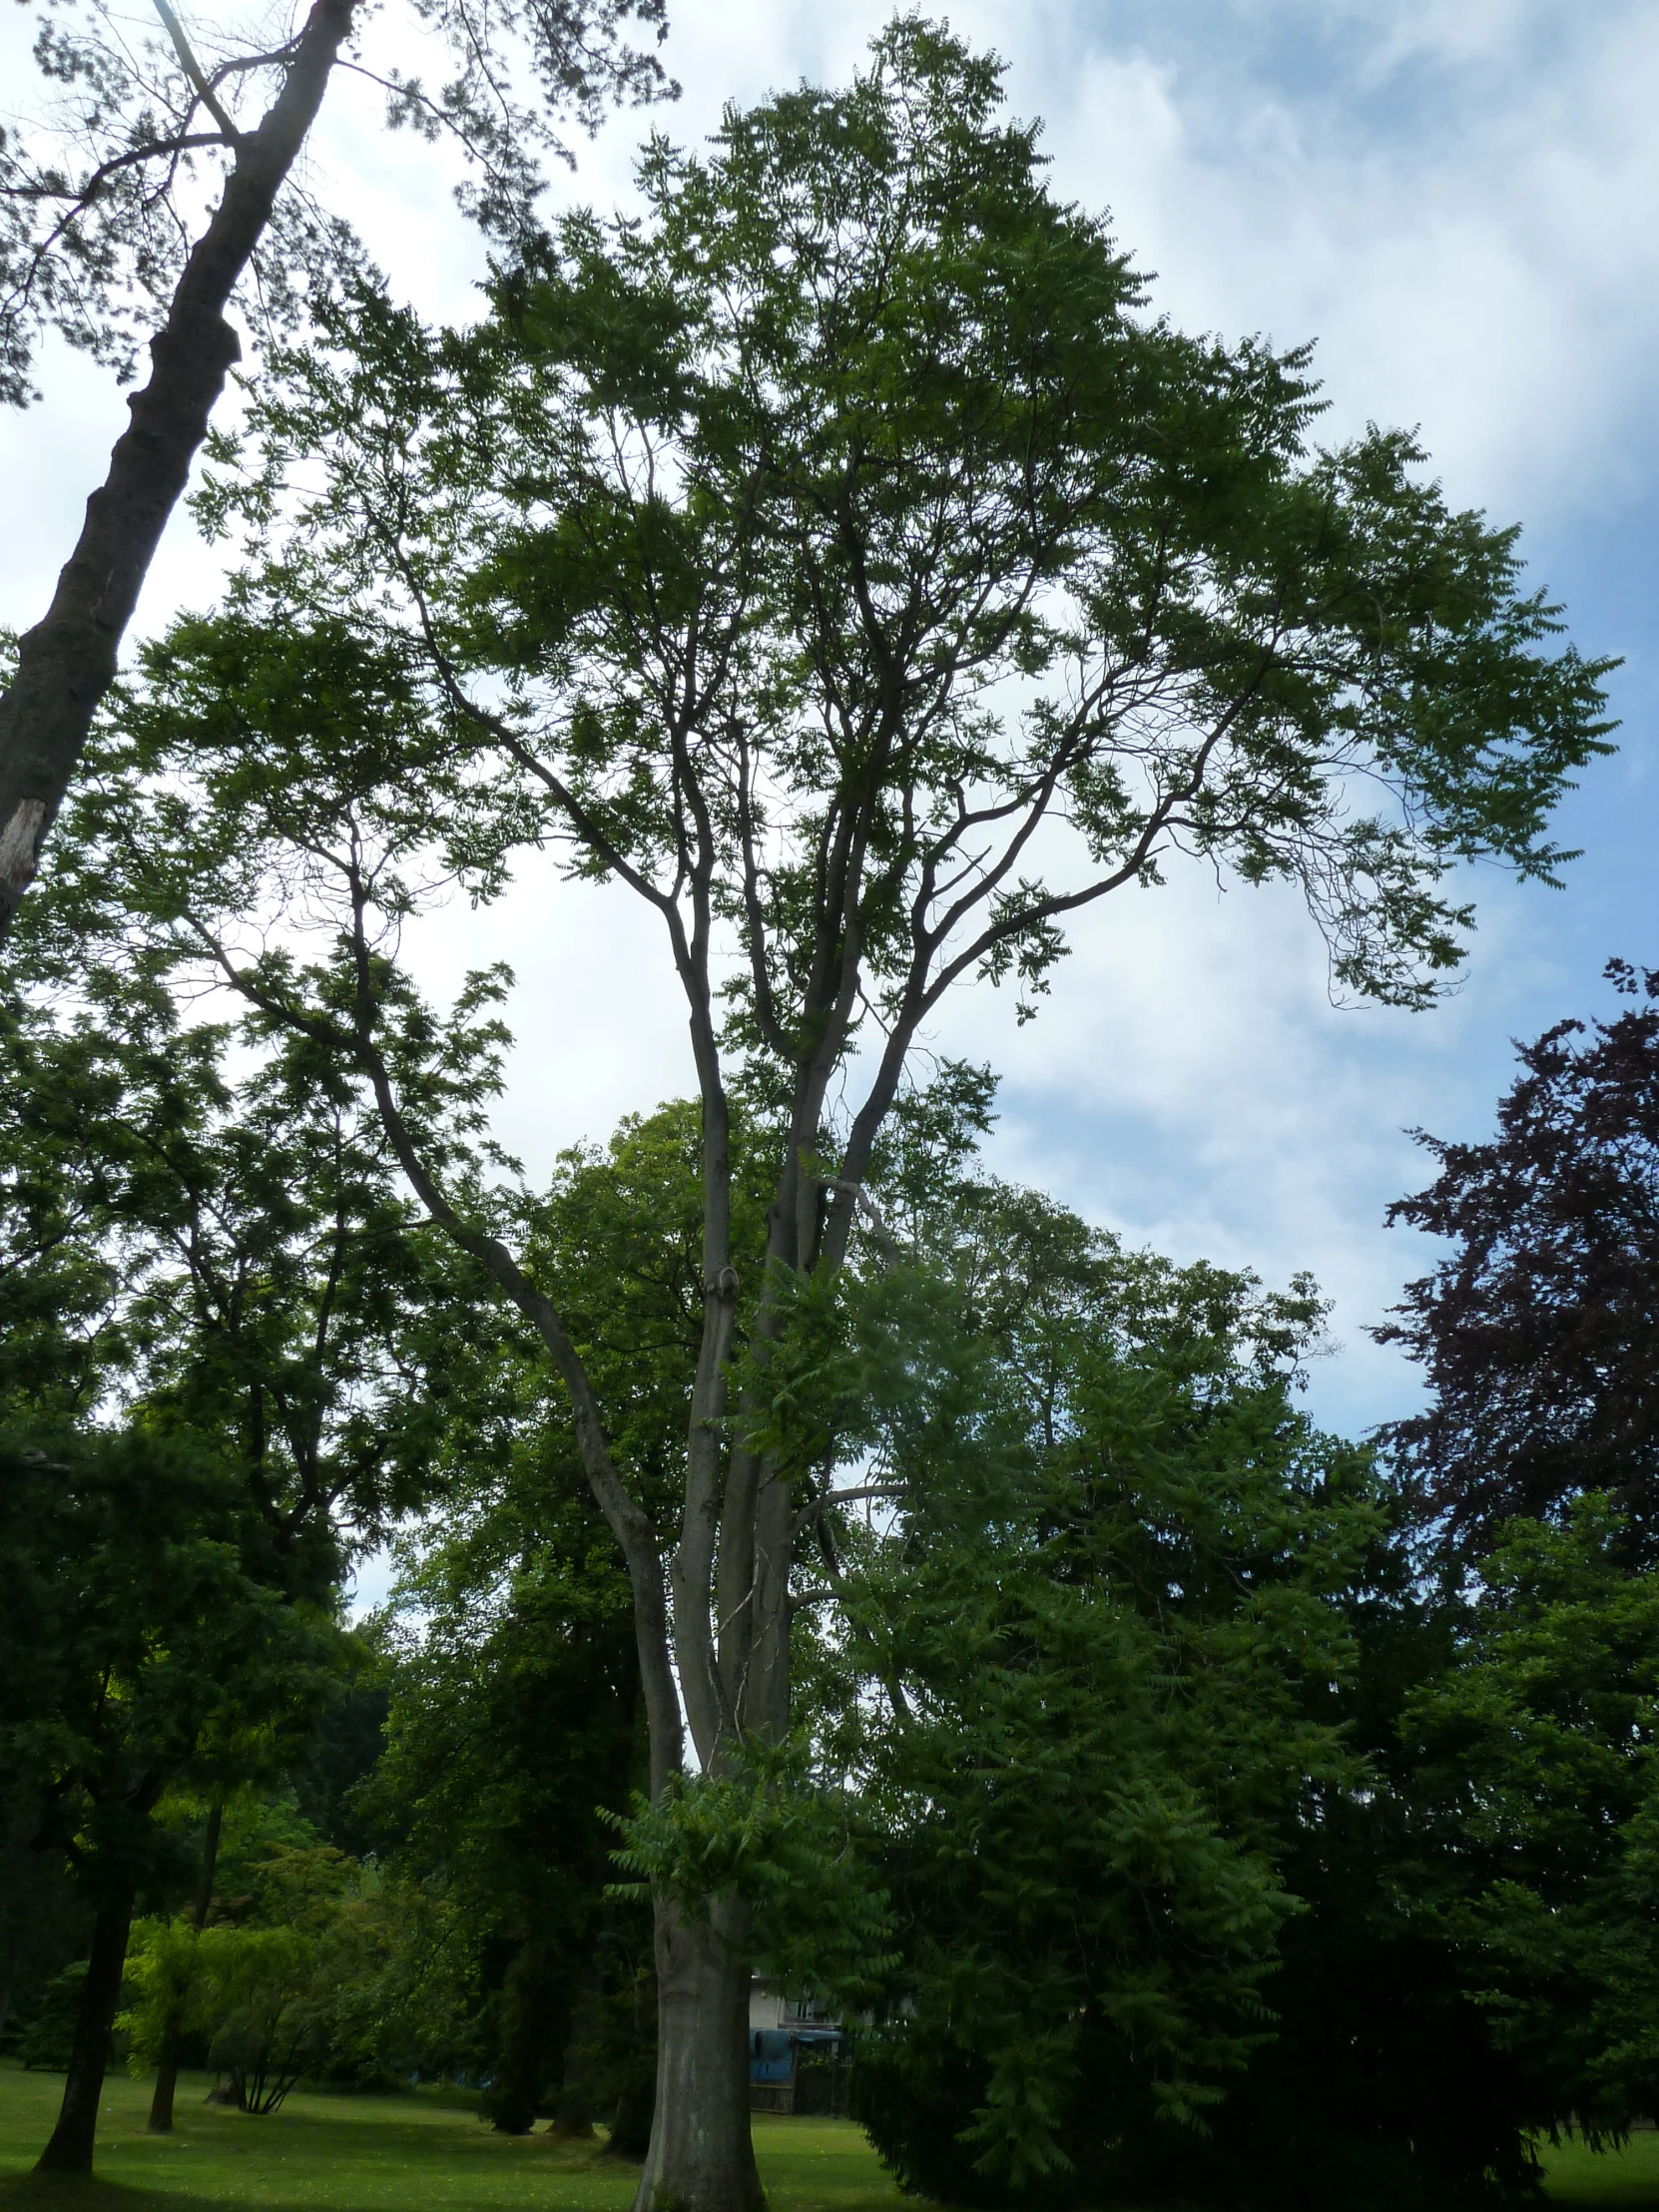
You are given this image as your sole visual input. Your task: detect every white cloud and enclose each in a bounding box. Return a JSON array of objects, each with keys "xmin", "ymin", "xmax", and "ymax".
[{"xmin": 4, "ymin": 0, "xmax": 1652, "ymax": 1439}]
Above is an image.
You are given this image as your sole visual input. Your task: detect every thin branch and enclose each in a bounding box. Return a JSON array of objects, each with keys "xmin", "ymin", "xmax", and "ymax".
[{"xmin": 150, "ymin": 0, "xmax": 242, "ymax": 140}]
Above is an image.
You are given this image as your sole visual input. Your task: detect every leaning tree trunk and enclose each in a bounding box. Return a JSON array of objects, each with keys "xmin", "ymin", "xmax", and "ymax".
[
  {"xmin": 34, "ymin": 1889, "xmax": 137, "ymax": 2174},
  {"xmin": 0, "ymin": 0, "xmax": 353, "ymax": 936},
  {"xmin": 633, "ymin": 1897, "xmax": 764, "ymax": 2212}
]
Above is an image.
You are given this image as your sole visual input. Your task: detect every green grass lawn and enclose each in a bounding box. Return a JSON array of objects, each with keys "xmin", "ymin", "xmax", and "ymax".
[
  {"xmin": 5, "ymin": 2060, "xmax": 1659, "ymax": 2209},
  {"xmin": 0, "ymin": 2063, "xmax": 906, "ymax": 2211},
  {"xmin": 1539, "ymin": 2131, "xmax": 1659, "ymax": 2206}
]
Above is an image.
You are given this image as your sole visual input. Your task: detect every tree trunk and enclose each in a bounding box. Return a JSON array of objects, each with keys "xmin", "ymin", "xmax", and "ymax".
[
  {"xmin": 549, "ymin": 1943, "xmax": 603, "ymax": 2137},
  {"xmin": 149, "ymin": 1795, "xmax": 222, "ymax": 2133},
  {"xmin": 34, "ymin": 1890, "xmax": 136, "ymax": 2174},
  {"xmin": 602, "ymin": 1962, "xmax": 658, "ymax": 2159},
  {"xmin": 633, "ymin": 1898, "xmax": 763, "ymax": 2212},
  {"xmin": 148, "ymin": 2036, "xmax": 184, "ymax": 2137},
  {"xmin": 484, "ymin": 1936, "xmax": 569, "ymax": 2135},
  {"xmin": 0, "ymin": 0, "xmax": 354, "ymax": 936}
]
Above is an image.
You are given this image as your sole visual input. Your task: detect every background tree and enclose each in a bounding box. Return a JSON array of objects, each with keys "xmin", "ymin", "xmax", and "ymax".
[
  {"xmin": 1381, "ymin": 959, "xmax": 1659, "ymax": 1555},
  {"xmin": 1399, "ymin": 1497, "xmax": 1659, "ymax": 2146},
  {"xmin": 822, "ymin": 1187, "xmax": 1381, "ymax": 2206},
  {"xmin": 367, "ymin": 1102, "xmax": 776, "ymax": 2139},
  {"xmin": 18, "ymin": 24, "xmax": 1613, "ymax": 2207},
  {"xmin": 373, "ymin": 1458, "xmax": 646, "ymax": 2137},
  {"xmin": 0, "ymin": 0, "xmax": 671, "ymax": 928},
  {"xmin": 0, "ymin": 1430, "xmax": 345, "ymax": 2172},
  {"xmin": 0, "ymin": 919, "xmax": 496, "ymax": 1544},
  {"xmin": 1168, "ymin": 1535, "xmax": 1535, "ymax": 2212},
  {"xmin": 0, "ymin": 903, "xmax": 502, "ymax": 2172}
]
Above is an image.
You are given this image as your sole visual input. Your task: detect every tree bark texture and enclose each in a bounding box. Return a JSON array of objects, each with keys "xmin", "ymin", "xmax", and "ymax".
[
  {"xmin": 632, "ymin": 1900, "xmax": 763, "ymax": 2212},
  {"xmin": 148, "ymin": 1795, "xmax": 222, "ymax": 2133},
  {"xmin": 34, "ymin": 1890, "xmax": 136, "ymax": 2173},
  {"xmin": 484, "ymin": 1936, "xmax": 571, "ymax": 2135},
  {"xmin": 0, "ymin": 0, "xmax": 354, "ymax": 935},
  {"xmin": 147, "ymin": 2027, "xmax": 185, "ymax": 2136},
  {"xmin": 602, "ymin": 1965, "xmax": 658, "ymax": 2159},
  {"xmin": 549, "ymin": 1944, "xmax": 604, "ymax": 2137}
]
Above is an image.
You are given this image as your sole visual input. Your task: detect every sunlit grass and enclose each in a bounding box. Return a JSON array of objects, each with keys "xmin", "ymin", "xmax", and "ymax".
[
  {"xmin": 0, "ymin": 2062, "xmax": 905, "ymax": 2211},
  {"xmin": 5, "ymin": 2059, "xmax": 1655, "ymax": 2208},
  {"xmin": 1538, "ymin": 2129, "xmax": 1659, "ymax": 2207}
]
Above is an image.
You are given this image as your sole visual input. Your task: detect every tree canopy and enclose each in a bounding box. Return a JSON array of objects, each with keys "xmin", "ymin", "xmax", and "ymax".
[
  {"xmin": 1382, "ymin": 959, "xmax": 1659, "ymax": 1552},
  {"xmin": 0, "ymin": 22, "xmax": 1621, "ymax": 2208}
]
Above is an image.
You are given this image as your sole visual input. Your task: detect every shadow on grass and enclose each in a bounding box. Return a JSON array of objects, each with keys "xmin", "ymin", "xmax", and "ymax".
[{"xmin": 0, "ymin": 2179, "xmax": 244, "ymax": 2212}]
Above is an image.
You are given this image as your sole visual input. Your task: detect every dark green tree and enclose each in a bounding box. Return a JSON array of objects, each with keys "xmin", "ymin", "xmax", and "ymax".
[
  {"xmin": 1401, "ymin": 1497, "xmax": 1659, "ymax": 2141},
  {"xmin": 0, "ymin": 1431, "xmax": 344, "ymax": 2171},
  {"xmin": 808, "ymin": 1188, "xmax": 1379, "ymax": 2204},
  {"xmin": 22, "ymin": 24, "xmax": 1612, "ymax": 2203},
  {"xmin": 0, "ymin": 929, "xmax": 500, "ymax": 2169}
]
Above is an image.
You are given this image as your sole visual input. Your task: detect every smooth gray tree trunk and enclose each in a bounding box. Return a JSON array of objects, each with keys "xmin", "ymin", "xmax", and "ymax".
[{"xmin": 633, "ymin": 1899, "xmax": 764, "ymax": 2212}]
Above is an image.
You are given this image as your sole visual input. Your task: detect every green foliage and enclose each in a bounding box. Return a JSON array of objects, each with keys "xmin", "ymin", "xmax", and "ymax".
[
  {"xmin": 517, "ymin": 1100, "xmax": 778, "ymax": 1514},
  {"xmin": 0, "ymin": 942, "xmax": 503, "ymax": 1542},
  {"xmin": 0, "ymin": 1429, "xmax": 347, "ymax": 1910},
  {"xmin": 120, "ymin": 1811, "xmax": 479, "ymax": 2112},
  {"xmin": 1403, "ymin": 1498, "xmax": 1659, "ymax": 2138},
  {"xmin": 806, "ymin": 1190, "xmax": 1379, "ymax": 2204},
  {"xmin": 13, "ymin": 1966, "xmax": 87, "ymax": 2072},
  {"xmin": 610, "ymin": 1737, "xmax": 890, "ymax": 2015}
]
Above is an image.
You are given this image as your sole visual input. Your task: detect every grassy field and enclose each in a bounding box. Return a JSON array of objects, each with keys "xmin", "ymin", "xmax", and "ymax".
[
  {"xmin": 0, "ymin": 2064, "xmax": 905, "ymax": 2211},
  {"xmin": 1542, "ymin": 2132, "xmax": 1659, "ymax": 2207},
  {"xmin": 5, "ymin": 2061, "xmax": 1659, "ymax": 2208}
]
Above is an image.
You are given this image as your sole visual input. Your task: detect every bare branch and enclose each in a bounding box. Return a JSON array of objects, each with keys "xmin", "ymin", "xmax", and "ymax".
[{"xmin": 149, "ymin": 0, "xmax": 242, "ymax": 140}]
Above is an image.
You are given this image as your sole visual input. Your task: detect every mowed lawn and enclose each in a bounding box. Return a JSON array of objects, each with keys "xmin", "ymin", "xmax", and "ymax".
[
  {"xmin": 0, "ymin": 2064, "xmax": 905, "ymax": 2212},
  {"xmin": 1545, "ymin": 2132, "xmax": 1659, "ymax": 2207},
  {"xmin": 5, "ymin": 2061, "xmax": 1659, "ymax": 2209}
]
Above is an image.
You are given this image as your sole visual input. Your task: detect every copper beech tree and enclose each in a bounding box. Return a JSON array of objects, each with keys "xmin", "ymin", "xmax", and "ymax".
[
  {"xmin": 27, "ymin": 24, "xmax": 1612, "ymax": 2210},
  {"xmin": 1382, "ymin": 959, "xmax": 1659, "ymax": 1554}
]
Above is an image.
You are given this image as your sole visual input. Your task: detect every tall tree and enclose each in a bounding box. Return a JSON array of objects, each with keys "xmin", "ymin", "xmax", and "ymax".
[
  {"xmin": 824, "ymin": 1186, "xmax": 1380, "ymax": 2206},
  {"xmin": 23, "ymin": 26, "xmax": 1613, "ymax": 2206},
  {"xmin": 0, "ymin": 1431, "xmax": 344, "ymax": 2172},
  {"xmin": 0, "ymin": 0, "xmax": 670, "ymax": 930},
  {"xmin": 1399, "ymin": 1495, "xmax": 1659, "ymax": 2148},
  {"xmin": 1381, "ymin": 960, "xmax": 1659, "ymax": 1553},
  {"xmin": 0, "ymin": 922, "xmax": 495, "ymax": 2169}
]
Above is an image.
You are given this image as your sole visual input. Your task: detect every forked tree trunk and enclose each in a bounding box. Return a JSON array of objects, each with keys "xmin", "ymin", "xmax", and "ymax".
[
  {"xmin": 34, "ymin": 1890, "xmax": 137, "ymax": 2173},
  {"xmin": 0, "ymin": 0, "xmax": 353, "ymax": 935},
  {"xmin": 633, "ymin": 1898, "xmax": 763, "ymax": 2212}
]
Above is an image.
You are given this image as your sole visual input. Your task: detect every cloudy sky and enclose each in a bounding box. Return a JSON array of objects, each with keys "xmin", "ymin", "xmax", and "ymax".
[{"xmin": 4, "ymin": 0, "xmax": 1655, "ymax": 1442}]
